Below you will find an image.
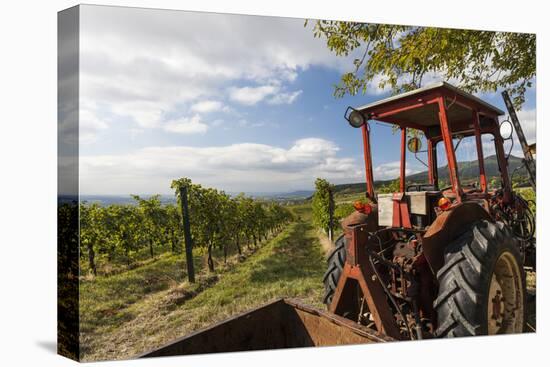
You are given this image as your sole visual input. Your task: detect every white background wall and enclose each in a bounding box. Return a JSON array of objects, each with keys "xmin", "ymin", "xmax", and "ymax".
[{"xmin": 0, "ymin": 1, "xmax": 547, "ymax": 366}]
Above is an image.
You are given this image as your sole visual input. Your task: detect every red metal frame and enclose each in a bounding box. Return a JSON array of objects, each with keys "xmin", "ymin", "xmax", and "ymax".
[
  {"xmin": 400, "ymin": 128, "xmax": 406, "ymax": 192},
  {"xmin": 472, "ymin": 110, "xmax": 487, "ymax": 192},
  {"xmin": 492, "ymin": 117, "xmax": 513, "ymax": 203},
  {"xmin": 354, "ymin": 83, "xmax": 514, "ymax": 211},
  {"xmin": 329, "ymin": 224, "xmax": 401, "ymax": 339},
  {"xmin": 330, "ymin": 84, "xmax": 517, "ymax": 338},
  {"xmin": 357, "ymin": 85, "xmax": 505, "ymax": 202},
  {"xmin": 362, "ymin": 123, "xmax": 376, "ymax": 201},
  {"xmin": 427, "ymin": 140, "xmax": 437, "ymax": 186},
  {"xmin": 437, "ymin": 96, "xmax": 462, "ymax": 200},
  {"xmin": 368, "ymin": 96, "xmax": 439, "ymax": 122}
]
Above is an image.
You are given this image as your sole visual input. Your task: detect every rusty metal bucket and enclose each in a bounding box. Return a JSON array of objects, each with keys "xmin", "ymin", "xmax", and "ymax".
[{"xmin": 139, "ymin": 298, "xmax": 392, "ymax": 358}]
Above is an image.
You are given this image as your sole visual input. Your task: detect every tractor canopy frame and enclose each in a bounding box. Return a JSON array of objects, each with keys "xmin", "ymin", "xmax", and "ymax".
[{"xmin": 352, "ymin": 82, "xmax": 511, "ymax": 204}]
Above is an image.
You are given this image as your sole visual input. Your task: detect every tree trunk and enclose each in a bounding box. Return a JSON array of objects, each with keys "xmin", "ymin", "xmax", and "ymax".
[
  {"xmin": 125, "ymin": 247, "xmax": 130, "ymax": 267},
  {"xmin": 171, "ymin": 229, "xmax": 176, "ymax": 253},
  {"xmin": 223, "ymin": 244, "xmax": 228, "ymax": 263},
  {"xmin": 253, "ymin": 234, "xmax": 257, "ymax": 247},
  {"xmin": 149, "ymin": 239, "xmax": 154, "ymax": 259},
  {"xmin": 236, "ymin": 234, "xmax": 242, "ymax": 255},
  {"xmin": 207, "ymin": 244, "xmax": 215, "ymax": 272},
  {"xmin": 87, "ymin": 242, "xmax": 97, "ymax": 276}
]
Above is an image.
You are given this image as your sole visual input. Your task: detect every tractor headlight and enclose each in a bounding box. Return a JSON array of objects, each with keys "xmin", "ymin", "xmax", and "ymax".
[{"xmin": 345, "ymin": 107, "xmax": 365, "ymax": 128}]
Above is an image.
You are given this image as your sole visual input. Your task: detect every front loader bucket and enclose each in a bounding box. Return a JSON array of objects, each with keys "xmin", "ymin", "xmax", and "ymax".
[{"xmin": 139, "ymin": 298, "xmax": 392, "ymax": 358}]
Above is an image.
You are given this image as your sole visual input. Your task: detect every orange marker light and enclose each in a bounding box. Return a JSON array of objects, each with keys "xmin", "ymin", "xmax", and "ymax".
[
  {"xmin": 438, "ymin": 197, "xmax": 451, "ymax": 211},
  {"xmin": 353, "ymin": 201, "xmax": 372, "ymax": 214}
]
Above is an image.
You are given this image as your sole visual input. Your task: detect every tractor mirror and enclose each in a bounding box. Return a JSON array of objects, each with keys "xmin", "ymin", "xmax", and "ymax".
[
  {"xmin": 407, "ymin": 137, "xmax": 422, "ymax": 153},
  {"xmin": 499, "ymin": 120, "xmax": 513, "ymax": 140}
]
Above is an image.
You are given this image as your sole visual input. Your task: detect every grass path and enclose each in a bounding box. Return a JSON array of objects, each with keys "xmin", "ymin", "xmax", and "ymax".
[{"xmin": 80, "ymin": 219, "xmax": 326, "ymax": 361}]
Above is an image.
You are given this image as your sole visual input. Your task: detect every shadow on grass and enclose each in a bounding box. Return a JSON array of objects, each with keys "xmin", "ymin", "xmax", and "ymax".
[{"xmin": 249, "ymin": 221, "xmax": 324, "ymax": 284}]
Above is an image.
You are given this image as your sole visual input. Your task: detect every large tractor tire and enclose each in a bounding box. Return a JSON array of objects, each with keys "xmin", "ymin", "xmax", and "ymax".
[
  {"xmin": 434, "ymin": 220, "xmax": 526, "ymax": 337},
  {"xmin": 322, "ymin": 234, "xmax": 346, "ymax": 306}
]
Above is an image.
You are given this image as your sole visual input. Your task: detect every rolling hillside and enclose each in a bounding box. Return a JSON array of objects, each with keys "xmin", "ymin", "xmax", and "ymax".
[{"xmin": 334, "ymin": 154, "xmax": 529, "ymax": 195}]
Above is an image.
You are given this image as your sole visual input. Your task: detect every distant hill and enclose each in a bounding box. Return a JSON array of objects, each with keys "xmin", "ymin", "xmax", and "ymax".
[
  {"xmin": 239, "ymin": 190, "xmax": 314, "ymax": 200},
  {"xmin": 334, "ymin": 154, "xmax": 528, "ymax": 195},
  {"xmin": 80, "ymin": 195, "xmax": 177, "ymax": 206},
  {"xmin": 79, "ymin": 191, "xmax": 316, "ymax": 206},
  {"xmin": 267, "ymin": 190, "xmax": 314, "ymax": 200}
]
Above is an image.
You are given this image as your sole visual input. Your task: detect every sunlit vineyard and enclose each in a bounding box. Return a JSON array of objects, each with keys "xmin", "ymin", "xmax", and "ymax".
[
  {"xmin": 79, "ymin": 178, "xmax": 293, "ymax": 277},
  {"xmin": 74, "ymin": 178, "xmax": 318, "ymax": 361}
]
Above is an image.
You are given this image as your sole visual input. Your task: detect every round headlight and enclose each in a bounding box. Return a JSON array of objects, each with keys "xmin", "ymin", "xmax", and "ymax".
[{"xmin": 348, "ymin": 110, "xmax": 365, "ymax": 128}]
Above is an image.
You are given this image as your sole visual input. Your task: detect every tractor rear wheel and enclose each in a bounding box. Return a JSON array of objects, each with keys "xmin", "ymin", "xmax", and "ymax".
[
  {"xmin": 434, "ymin": 220, "xmax": 526, "ymax": 337},
  {"xmin": 322, "ymin": 234, "xmax": 346, "ymax": 306}
]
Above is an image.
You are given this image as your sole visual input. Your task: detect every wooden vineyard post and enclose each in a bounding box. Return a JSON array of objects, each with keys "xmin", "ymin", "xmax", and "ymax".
[
  {"xmin": 328, "ymin": 186, "xmax": 334, "ymax": 243},
  {"xmin": 179, "ymin": 185, "xmax": 196, "ymax": 283}
]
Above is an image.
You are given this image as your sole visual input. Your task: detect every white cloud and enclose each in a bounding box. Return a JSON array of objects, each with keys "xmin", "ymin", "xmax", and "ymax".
[
  {"xmin": 237, "ymin": 119, "xmax": 266, "ymax": 128},
  {"xmin": 515, "ymin": 109, "xmax": 536, "ymax": 144},
  {"xmin": 268, "ymin": 90, "xmax": 303, "ymax": 105},
  {"xmin": 110, "ymin": 100, "xmax": 166, "ymax": 128},
  {"xmin": 79, "ymin": 102, "xmax": 108, "ymax": 144},
  {"xmin": 373, "ymin": 161, "xmax": 421, "ymax": 181},
  {"xmin": 500, "ymin": 108, "xmax": 536, "ymax": 157},
  {"xmin": 80, "ymin": 138, "xmax": 363, "ymax": 194},
  {"xmin": 229, "ymin": 85, "xmax": 302, "ymax": 106},
  {"xmin": 228, "ymin": 85, "xmax": 278, "ymax": 105},
  {"xmin": 163, "ymin": 115, "xmax": 208, "ymax": 134},
  {"xmin": 190, "ymin": 100, "xmax": 224, "ymax": 113},
  {"xmin": 79, "ymin": 6, "xmax": 352, "ymax": 131}
]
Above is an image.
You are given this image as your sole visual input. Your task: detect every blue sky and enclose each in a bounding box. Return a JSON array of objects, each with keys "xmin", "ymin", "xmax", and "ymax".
[{"xmin": 75, "ymin": 5, "xmax": 536, "ymax": 195}]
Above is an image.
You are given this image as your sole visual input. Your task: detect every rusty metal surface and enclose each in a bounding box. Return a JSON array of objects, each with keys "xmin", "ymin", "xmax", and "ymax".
[
  {"xmin": 329, "ymin": 224, "xmax": 401, "ymax": 339},
  {"xmin": 472, "ymin": 111, "xmax": 488, "ymax": 192},
  {"xmin": 362, "ymin": 123, "xmax": 375, "ymax": 200},
  {"xmin": 139, "ymin": 298, "xmax": 391, "ymax": 358},
  {"xmin": 285, "ymin": 298, "xmax": 393, "ymax": 344},
  {"xmin": 342, "ymin": 83, "xmax": 530, "ymax": 339},
  {"xmin": 355, "ymin": 81, "xmax": 504, "ymax": 118},
  {"xmin": 400, "ymin": 128, "xmax": 406, "ymax": 191},
  {"xmin": 437, "ymin": 96, "xmax": 463, "ymax": 200}
]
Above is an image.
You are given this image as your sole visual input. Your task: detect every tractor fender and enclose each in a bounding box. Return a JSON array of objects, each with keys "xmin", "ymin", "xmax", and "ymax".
[
  {"xmin": 340, "ymin": 206, "xmax": 378, "ymax": 242},
  {"xmin": 422, "ymin": 202, "xmax": 492, "ymax": 274}
]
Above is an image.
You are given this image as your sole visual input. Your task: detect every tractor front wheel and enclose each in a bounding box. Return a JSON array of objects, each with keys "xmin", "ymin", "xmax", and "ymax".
[
  {"xmin": 322, "ymin": 234, "xmax": 346, "ymax": 306},
  {"xmin": 434, "ymin": 220, "xmax": 525, "ymax": 337}
]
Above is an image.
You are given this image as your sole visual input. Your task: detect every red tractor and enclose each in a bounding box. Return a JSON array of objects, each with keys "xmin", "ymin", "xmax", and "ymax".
[
  {"xmin": 144, "ymin": 82, "xmax": 536, "ymax": 358},
  {"xmin": 324, "ymin": 82, "xmax": 535, "ymax": 339}
]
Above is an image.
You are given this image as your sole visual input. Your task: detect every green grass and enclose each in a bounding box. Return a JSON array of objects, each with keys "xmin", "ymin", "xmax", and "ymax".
[
  {"xmin": 79, "ymin": 218, "xmax": 326, "ymax": 361},
  {"xmin": 80, "ymin": 252, "xmax": 200, "ymax": 333},
  {"xmin": 289, "ymin": 202, "xmax": 313, "ymax": 222}
]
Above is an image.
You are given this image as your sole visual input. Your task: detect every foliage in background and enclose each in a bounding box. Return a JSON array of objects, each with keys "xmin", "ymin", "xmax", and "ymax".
[
  {"xmin": 518, "ymin": 187, "xmax": 536, "ymax": 215},
  {"xmin": 334, "ymin": 203, "xmax": 355, "ymax": 222},
  {"xmin": 312, "ymin": 178, "xmax": 335, "ymax": 238},
  {"xmin": 79, "ymin": 180, "xmax": 292, "ymax": 276},
  {"xmin": 378, "ymin": 178, "xmax": 400, "ymax": 194},
  {"xmin": 309, "ymin": 21, "xmax": 535, "ymax": 109}
]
